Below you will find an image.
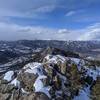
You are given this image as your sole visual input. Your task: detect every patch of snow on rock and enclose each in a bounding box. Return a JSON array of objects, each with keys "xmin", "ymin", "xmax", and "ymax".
[
  {"xmin": 74, "ymin": 86, "xmax": 90, "ymax": 100},
  {"xmin": 11, "ymin": 78, "xmax": 20, "ymax": 88},
  {"xmin": 21, "ymin": 88, "xmax": 29, "ymax": 94},
  {"xmin": 84, "ymin": 66, "xmax": 100, "ymax": 80},
  {"xmin": 70, "ymin": 58, "xmax": 83, "ymax": 71},
  {"xmin": 45, "ymin": 54, "xmax": 66, "ymax": 64},
  {"xmin": 4, "ymin": 71, "xmax": 14, "ymax": 82},
  {"xmin": 71, "ymin": 58, "xmax": 81, "ymax": 64},
  {"xmin": 24, "ymin": 62, "xmax": 43, "ymax": 75},
  {"xmin": 34, "ymin": 75, "xmax": 51, "ymax": 98}
]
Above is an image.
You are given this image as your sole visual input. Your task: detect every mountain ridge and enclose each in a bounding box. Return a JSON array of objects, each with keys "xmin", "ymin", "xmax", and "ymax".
[{"xmin": 0, "ymin": 47, "xmax": 100, "ymax": 100}]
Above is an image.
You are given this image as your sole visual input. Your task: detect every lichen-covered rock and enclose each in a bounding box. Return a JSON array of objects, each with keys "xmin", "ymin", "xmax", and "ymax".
[
  {"xmin": 19, "ymin": 92, "xmax": 50, "ymax": 100},
  {"xmin": 43, "ymin": 55, "xmax": 83, "ymax": 99},
  {"xmin": 91, "ymin": 77, "xmax": 100, "ymax": 100},
  {"xmin": 53, "ymin": 75, "xmax": 62, "ymax": 90},
  {"xmin": 0, "ymin": 93, "xmax": 11, "ymax": 100},
  {"xmin": 17, "ymin": 72, "xmax": 38, "ymax": 92},
  {"xmin": 0, "ymin": 84, "xmax": 15, "ymax": 93},
  {"xmin": 43, "ymin": 55, "xmax": 67, "ymax": 75},
  {"xmin": 43, "ymin": 63, "xmax": 56, "ymax": 79},
  {"xmin": 10, "ymin": 89, "xmax": 21, "ymax": 100}
]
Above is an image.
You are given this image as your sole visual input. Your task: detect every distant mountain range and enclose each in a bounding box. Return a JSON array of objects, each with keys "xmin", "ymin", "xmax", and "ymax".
[
  {"xmin": 0, "ymin": 40, "xmax": 100, "ymax": 73},
  {"xmin": 1, "ymin": 40, "xmax": 100, "ymax": 57}
]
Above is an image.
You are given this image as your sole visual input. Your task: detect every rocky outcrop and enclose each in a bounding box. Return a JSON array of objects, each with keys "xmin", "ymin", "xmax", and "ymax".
[
  {"xmin": 21, "ymin": 92, "xmax": 50, "ymax": 100},
  {"xmin": 0, "ymin": 48, "xmax": 100, "ymax": 100},
  {"xmin": 41, "ymin": 47, "xmax": 80, "ymax": 58},
  {"xmin": 91, "ymin": 77, "xmax": 100, "ymax": 100}
]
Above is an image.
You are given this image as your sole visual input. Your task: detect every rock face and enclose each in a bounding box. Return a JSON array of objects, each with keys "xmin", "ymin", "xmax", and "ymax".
[
  {"xmin": 0, "ymin": 47, "xmax": 100, "ymax": 100},
  {"xmin": 91, "ymin": 77, "xmax": 100, "ymax": 100},
  {"xmin": 18, "ymin": 72, "xmax": 38, "ymax": 92},
  {"xmin": 21, "ymin": 92, "xmax": 50, "ymax": 100},
  {"xmin": 41, "ymin": 47, "xmax": 79, "ymax": 58}
]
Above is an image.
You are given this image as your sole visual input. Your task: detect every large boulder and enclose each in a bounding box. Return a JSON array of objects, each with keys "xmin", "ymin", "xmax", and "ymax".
[{"xmin": 17, "ymin": 72, "xmax": 38, "ymax": 92}]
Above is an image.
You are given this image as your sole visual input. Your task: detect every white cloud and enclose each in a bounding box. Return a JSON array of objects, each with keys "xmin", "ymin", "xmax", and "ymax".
[
  {"xmin": 0, "ymin": 22, "xmax": 57, "ymax": 40},
  {"xmin": 66, "ymin": 11, "xmax": 76, "ymax": 16},
  {"xmin": 0, "ymin": 21, "xmax": 76, "ymax": 40},
  {"xmin": 0, "ymin": 0, "xmax": 61, "ymax": 19},
  {"xmin": 32, "ymin": 5, "xmax": 56, "ymax": 13},
  {"xmin": 0, "ymin": 21, "xmax": 100, "ymax": 41},
  {"xmin": 58, "ymin": 29, "xmax": 69, "ymax": 34},
  {"xmin": 77, "ymin": 23, "xmax": 100, "ymax": 40}
]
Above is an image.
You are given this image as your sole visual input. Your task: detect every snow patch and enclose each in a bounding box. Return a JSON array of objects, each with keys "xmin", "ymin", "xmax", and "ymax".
[
  {"xmin": 84, "ymin": 66, "xmax": 100, "ymax": 80},
  {"xmin": 45, "ymin": 54, "xmax": 66, "ymax": 64},
  {"xmin": 4, "ymin": 71, "xmax": 14, "ymax": 82},
  {"xmin": 24, "ymin": 62, "xmax": 43, "ymax": 76},
  {"xmin": 21, "ymin": 88, "xmax": 29, "ymax": 94},
  {"xmin": 74, "ymin": 86, "xmax": 90, "ymax": 100},
  {"xmin": 34, "ymin": 75, "xmax": 51, "ymax": 98},
  {"xmin": 24, "ymin": 62, "xmax": 42, "ymax": 69},
  {"xmin": 11, "ymin": 78, "xmax": 20, "ymax": 88},
  {"xmin": 71, "ymin": 58, "xmax": 81, "ymax": 64},
  {"xmin": 24, "ymin": 62, "xmax": 51, "ymax": 98}
]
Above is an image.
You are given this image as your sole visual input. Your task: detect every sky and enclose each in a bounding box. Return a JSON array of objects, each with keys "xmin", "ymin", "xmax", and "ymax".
[{"xmin": 0, "ymin": 0, "xmax": 100, "ymax": 41}]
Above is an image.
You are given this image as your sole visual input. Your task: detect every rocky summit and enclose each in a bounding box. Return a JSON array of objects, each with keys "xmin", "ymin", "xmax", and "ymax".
[{"xmin": 0, "ymin": 47, "xmax": 100, "ymax": 100}]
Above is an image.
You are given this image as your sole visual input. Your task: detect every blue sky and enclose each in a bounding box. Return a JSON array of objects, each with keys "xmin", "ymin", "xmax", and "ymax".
[{"xmin": 0, "ymin": 0, "xmax": 100, "ymax": 40}]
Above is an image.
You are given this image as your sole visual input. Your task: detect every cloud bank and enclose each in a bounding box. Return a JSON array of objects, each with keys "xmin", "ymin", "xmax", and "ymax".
[{"xmin": 0, "ymin": 22, "xmax": 100, "ymax": 41}]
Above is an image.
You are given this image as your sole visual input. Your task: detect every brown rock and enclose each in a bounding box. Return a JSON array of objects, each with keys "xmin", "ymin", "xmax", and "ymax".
[
  {"xmin": 10, "ymin": 89, "xmax": 21, "ymax": 100},
  {"xmin": 0, "ymin": 93, "xmax": 11, "ymax": 100},
  {"xmin": 91, "ymin": 78, "xmax": 100, "ymax": 100},
  {"xmin": 54, "ymin": 75, "xmax": 62, "ymax": 90},
  {"xmin": 19, "ymin": 92, "xmax": 50, "ymax": 100},
  {"xmin": 17, "ymin": 72, "xmax": 38, "ymax": 92},
  {"xmin": 0, "ymin": 84, "xmax": 15, "ymax": 93}
]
